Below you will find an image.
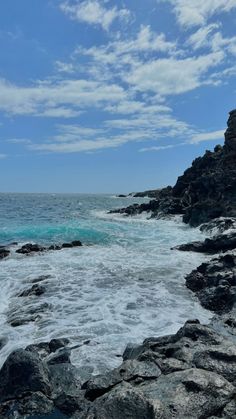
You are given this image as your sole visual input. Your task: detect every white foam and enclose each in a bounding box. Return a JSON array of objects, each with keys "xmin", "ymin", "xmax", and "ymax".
[{"xmin": 0, "ymin": 217, "xmax": 211, "ymax": 374}]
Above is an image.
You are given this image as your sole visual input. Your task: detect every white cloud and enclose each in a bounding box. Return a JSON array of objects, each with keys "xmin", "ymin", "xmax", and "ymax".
[
  {"xmin": 163, "ymin": 0, "xmax": 236, "ymax": 28},
  {"xmin": 189, "ymin": 129, "xmax": 224, "ymax": 143},
  {"xmin": 139, "ymin": 144, "xmax": 176, "ymax": 152},
  {"xmin": 125, "ymin": 51, "xmax": 224, "ymax": 95},
  {"xmin": 6, "ymin": 138, "xmax": 32, "ymax": 144},
  {"xmin": 0, "ymin": 153, "xmax": 7, "ymax": 159},
  {"xmin": 55, "ymin": 61, "xmax": 75, "ymax": 74},
  {"xmin": 0, "ymin": 78, "xmax": 126, "ymax": 117},
  {"xmin": 188, "ymin": 23, "xmax": 220, "ymax": 50},
  {"xmin": 60, "ymin": 0, "xmax": 130, "ymax": 31}
]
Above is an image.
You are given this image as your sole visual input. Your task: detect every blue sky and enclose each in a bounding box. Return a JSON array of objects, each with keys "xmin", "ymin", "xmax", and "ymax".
[{"xmin": 0, "ymin": 0, "xmax": 236, "ymax": 193}]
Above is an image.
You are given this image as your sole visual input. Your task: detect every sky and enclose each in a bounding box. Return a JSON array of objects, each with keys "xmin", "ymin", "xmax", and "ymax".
[{"xmin": 0, "ymin": 0, "xmax": 236, "ymax": 193}]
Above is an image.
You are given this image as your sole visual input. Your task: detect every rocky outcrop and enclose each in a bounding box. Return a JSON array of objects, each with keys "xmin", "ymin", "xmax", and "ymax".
[
  {"xmin": 15, "ymin": 240, "xmax": 82, "ymax": 255},
  {"xmin": 173, "ymin": 231, "xmax": 236, "ymax": 253},
  {"xmin": 0, "ymin": 338, "xmax": 89, "ymax": 418},
  {"xmin": 0, "ymin": 248, "xmax": 10, "ymax": 260},
  {"xmin": 2, "ymin": 321, "xmax": 236, "ymax": 418},
  {"xmin": 110, "ymin": 110, "xmax": 236, "ymax": 227},
  {"xmin": 186, "ymin": 254, "xmax": 236, "ymax": 313}
]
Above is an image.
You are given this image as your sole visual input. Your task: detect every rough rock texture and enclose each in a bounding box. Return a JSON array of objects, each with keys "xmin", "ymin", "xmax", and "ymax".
[
  {"xmin": 2, "ymin": 321, "xmax": 236, "ymax": 418},
  {"xmin": 186, "ymin": 254, "xmax": 236, "ymax": 313},
  {"xmin": 200, "ymin": 217, "xmax": 236, "ymax": 234},
  {"xmin": 0, "ymin": 338, "xmax": 88, "ymax": 418},
  {"xmin": 173, "ymin": 232, "xmax": 236, "ymax": 253},
  {"xmin": 110, "ymin": 110, "xmax": 236, "ymax": 227}
]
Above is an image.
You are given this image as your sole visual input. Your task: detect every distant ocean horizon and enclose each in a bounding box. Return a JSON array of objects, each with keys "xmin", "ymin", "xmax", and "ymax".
[{"xmin": 0, "ymin": 193, "xmax": 211, "ymax": 374}]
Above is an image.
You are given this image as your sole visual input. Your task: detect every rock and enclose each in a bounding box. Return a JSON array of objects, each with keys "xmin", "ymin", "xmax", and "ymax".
[
  {"xmin": 49, "ymin": 363, "xmax": 81, "ymax": 398},
  {"xmin": 0, "ymin": 248, "xmax": 10, "ymax": 260},
  {"xmin": 16, "ymin": 240, "xmax": 83, "ymax": 255},
  {"xmin": 174, "ymin": 231, "xmax": 236, "ymax": 253},
  {"xmin": 55, "ymin": 392, "xmax": 91, "ymax": 416},
  {"xmin": 0, "ymin": 392, "xmax": 55, "ymax": 418},
  {"xmin": 32, "ymin": 274, "xmax": 52, "ymax": 283},
  {"xmin": 186, "ymin": 254, "xmax": 236, "ymax": 313},
  {"xmin": 200, "ymin": 217, "xmax": 236, "ymax": 234},
  {"xmin": 0, "ymin": 349, "xmax": 51, "ymax": 402},
  {"xmin": 224, "ymin": 108, "xmax": 236, "ymax": 153},
  {"xmin": 62, "ymin": 240, "xmax": 82, "ymax": 248},
  {"xmin": 16, "ymin": 243, "xmax": 46, "ymax": 254},
  {"xmin": 19, "ymin": 283, "xmax": 46, "ymax": 297},
  {"xmin": 2, "ymin": 320, "xmax": 236, "ymax": 418},
  {"xmin": 117, "ymin": 194, "xmax": 127, "ymax": 198},
  {"xmin": 110, "ymin": 110, "xmax": 236, "ymax": 226}
]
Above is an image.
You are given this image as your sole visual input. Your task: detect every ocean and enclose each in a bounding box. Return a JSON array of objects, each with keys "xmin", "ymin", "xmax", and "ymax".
[{"xmin": 0, "ymin": 193, "xmax": 211, "ymax": 375}]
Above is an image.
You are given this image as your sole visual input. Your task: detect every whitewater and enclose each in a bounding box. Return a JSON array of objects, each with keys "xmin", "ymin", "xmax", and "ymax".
[{"xmin": 0, "ymin": 193, "xmax": 212, "ymax": 375}]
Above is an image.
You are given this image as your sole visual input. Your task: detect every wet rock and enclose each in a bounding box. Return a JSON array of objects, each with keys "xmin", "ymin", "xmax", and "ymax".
[
  {"xmin": 186, "ymin": 254, "xmax": 236, "ymax": 313},
  {"xmin": 174, "ymin": 231, "xmax": 236, "ymax": 253},
  {"xmin": 55, "ymin": 392, "xmax": 91, "ymax": 416},
  {"xmin": 0, "ymin": 392, "xmax": 54, "ymax": 418},
  {"xmin": 9, "ymin": 316, "xmax": 39, "ymax": 327},
  {"xmin": 31, "ymin": 274, "xmax": 52, "ymax": 283},
  {"xmin": 26, "ymin": 338, "xmax": 70, "ymax": 359},
  {"xmin": 16, "ymin": 243, "xmax": 46, "ymax": 254},
  {"xmin": 200, "ymin": 217, "xmax": 236, "ymax": 234},
  {"xmin": 0, "ymin": 349, "xmax": 51, "ymax": 402},
  {"xmin": 18, "ymin": 283, "xmax": 46, "ymax": 297},
  {"xmin": 85, "ymin": 382, "xmax": 155, "ymax": 419},
  {"xmin": 0, "ymin": 248, "xmax": 10, "ymax": 260},
  {"xmin": 49, "ymin": 363, "xmax": 81, "ymax": 398},
  {"xmin": 16, "ymin": 240, "xmax": 83, "ymax": 255},
  {"xmin": 62, "ymin": 240, "xmax": 82, "ymax": 248}
]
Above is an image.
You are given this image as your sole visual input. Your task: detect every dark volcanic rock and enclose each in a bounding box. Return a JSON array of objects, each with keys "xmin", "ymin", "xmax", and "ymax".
[
  {"xmin": 1, "ymin": 321, "xmax": 236, "ymax": 418},
  {"xmin": 200, "ymin": 217, "xmax": 236, "ymax": 234},
  {"xmin": 16, "ymin": 243, "xmax": 46, "ymax": 254},
  {"xmin": 174, "ymin": 231, "xmax": 236, "ymax": 253},
  {"xmin": 16, "ymin": 240, "xmax": 83, "ymax": 255},
  {"xmin": 110, "ymin": 110, "xmax": 236, "ymax": 226},
  {"xmin": 19, "ymin": 283, "xmax": 46, "ymax": 297},
  {"xmin": 81, "ymin": 321, "xmax": 236, "ymax": 418},
  {"xmin": 0, "ymin": 349, "xmax": 51, "ymax": 402},
  {"xmin": 186, "ymin": 254, "xmax": 236, "ymax": 313},
  {"xmin": 0, "ymin": 248, "xmax": 10, "ymax": 260}
]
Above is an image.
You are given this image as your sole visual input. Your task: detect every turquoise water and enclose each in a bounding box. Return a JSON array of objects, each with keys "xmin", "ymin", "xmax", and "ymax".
[{"xmin": 0, "ymin": 193, "xmax": 211, "ymax": 374}]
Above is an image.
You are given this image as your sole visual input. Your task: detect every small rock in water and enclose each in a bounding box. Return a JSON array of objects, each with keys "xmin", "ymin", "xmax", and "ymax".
[
  {"xmin": 0, "ymin": 248, "xmax": 10, "ymax": 260},
  {"xmin": 18, "ymin": 284, "xmax": 46, "ymax": 297},
  {"xmin": 16, "ymin": 243, "xmax": 46, "ymax": 254}
]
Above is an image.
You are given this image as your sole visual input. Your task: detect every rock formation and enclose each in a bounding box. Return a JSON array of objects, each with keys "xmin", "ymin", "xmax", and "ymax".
[{"xmin": 111, "ymin": 110, "xmax": 236, "ymax": 227}]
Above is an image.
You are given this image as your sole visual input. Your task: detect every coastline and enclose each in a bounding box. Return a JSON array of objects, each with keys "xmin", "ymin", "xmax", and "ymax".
[{"xmin": 0, "ymin": 111, "xmax": 235, "ymax": 418}]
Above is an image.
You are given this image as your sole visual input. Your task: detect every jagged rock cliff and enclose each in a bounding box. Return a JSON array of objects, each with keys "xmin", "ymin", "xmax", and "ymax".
[{"xmin": 111, "ymin": 110, "xmax": 236, "ymax": 227}]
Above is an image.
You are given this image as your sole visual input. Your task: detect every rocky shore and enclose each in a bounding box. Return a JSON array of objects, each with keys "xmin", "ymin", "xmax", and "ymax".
[
  {"xmin": 0, "ymin": 110, "xmax": 236, "ymax": 418},
  {"xmin": 110, "ymin": 110, "xmax": 236, "ymax": 227}
]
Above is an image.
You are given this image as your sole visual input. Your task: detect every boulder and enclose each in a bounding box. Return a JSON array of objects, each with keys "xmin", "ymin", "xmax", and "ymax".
[
  {"xmin": 0, "ymin": 248, "xmax": 10, "ymax": 260},
  {"xmin": 186, "ymin": 254, "xmax": 236, "ymax": 313}
]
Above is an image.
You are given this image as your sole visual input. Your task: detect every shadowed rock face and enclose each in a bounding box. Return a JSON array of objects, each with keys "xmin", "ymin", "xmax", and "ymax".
[
  {"xmin": 110, "ymin": 110, "xmax": 236, "ymax": 227},
  {"xmin": 225, "ymin": 109, "xmax": 236, "ymax": 153},
  {"xmin": 185, "ymin": 254, "xmax": 236, "ymax": 313}
]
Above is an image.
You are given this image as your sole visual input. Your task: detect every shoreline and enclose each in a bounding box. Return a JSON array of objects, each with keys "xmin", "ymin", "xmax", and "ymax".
[{"xmin": 0, "ymin": 110, "xmax": 235, "ymax": 418}]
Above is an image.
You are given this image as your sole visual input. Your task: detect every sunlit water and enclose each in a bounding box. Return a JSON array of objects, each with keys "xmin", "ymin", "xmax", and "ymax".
[{"xmin": 0, "ymin": 193, "xmax": 212, "ymax": 374}]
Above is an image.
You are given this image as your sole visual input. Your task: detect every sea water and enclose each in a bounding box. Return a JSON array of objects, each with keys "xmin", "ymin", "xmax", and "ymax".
[{"xmin": 0, "ymin": 193, "xmax": 211, "ymax": 374}]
